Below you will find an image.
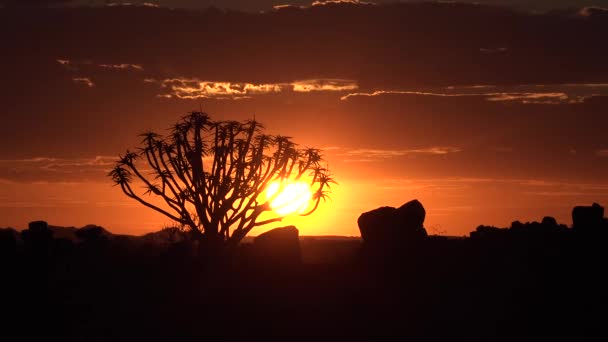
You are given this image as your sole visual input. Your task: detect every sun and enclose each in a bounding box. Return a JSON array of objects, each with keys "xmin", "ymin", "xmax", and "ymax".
[{"xmin": 266, "ymin": 179, "xmax": 313, "ymax": 216}]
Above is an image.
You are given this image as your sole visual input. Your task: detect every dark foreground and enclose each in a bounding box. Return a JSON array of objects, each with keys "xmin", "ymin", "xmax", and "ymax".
[{"xmin": 2, "ymin": 225, "xmax": 607, "ymax": 342}]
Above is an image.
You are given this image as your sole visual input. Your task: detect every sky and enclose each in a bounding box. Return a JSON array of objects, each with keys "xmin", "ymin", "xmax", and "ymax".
[
  {"xmin": 3, "ymin": 0, "xmax": 608, "ymax": 12},
  {"xmin": 1, "ymin": 1, "xmax": 608, "ymax": 237}
]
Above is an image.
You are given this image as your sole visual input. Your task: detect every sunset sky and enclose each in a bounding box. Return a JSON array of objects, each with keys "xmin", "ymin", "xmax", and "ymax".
[{"xmin": 1, "ymin": 1, "xmax": 608, "ymax": 237}]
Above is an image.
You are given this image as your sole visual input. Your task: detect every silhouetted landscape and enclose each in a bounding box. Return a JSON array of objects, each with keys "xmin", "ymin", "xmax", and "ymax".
[
  {"xmin": 3, "ymin": 1, "xmax": 608, "ymax": 340},
  {"xmin": 2, "ymin": 200, "xmax": 607, "ymax": 340}
]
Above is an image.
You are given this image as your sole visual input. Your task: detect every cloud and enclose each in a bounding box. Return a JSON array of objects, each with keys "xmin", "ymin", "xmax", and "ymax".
[
  {"xmin": 578, "ymin": 7, "xmax": 608, "ymax": 17},
  {"xmin": 371, "ymin": 91, "xmax": 577, "ymax": 104},
  {"xmin": 57, "ymin": 58, "xmax": 144, "ymax": 72},
  {"xmin": 273, "ymin": 0, "xmax": 374, "ymax": 10},
  {"xmin": 320, "ymin": 146, "xmax": 342, "ymax": 151},
  {"xmin": 485, "ymin": 92, "xmax": 574, "ymax": 104},
  {"xmin": 340, "ymin": 83, "xmax": 608, "ymax": 104},
  {"xmin": 72, "ymin": 77, "xmax": 94, "ymax": 87},
  {"xmin": 292, "ymin": 79, "xmax": 358, "ymax": 92},
  {"xmin": 0, "ymin": 0, "xmax": 73, "ymax": 7},
  {"xmin": 597, "ymin": 150, "xmax": 608, "ymax": 157},
  {"xmin": 341, "ymin": 147, "xmax": 462, "ymax": 161},
  {"xmin": 524, "ymin": 191, "xmax": 590, "ymax": 197},
  {"xmin": 377, "ymin": 177, "xmax": 608, "ymax": 198},
  {"xmin": 98, "ymin": 63, "xmax": 144, "ymax": 71},
  {"xmin": 0, "ymin": 156, "xmax": 116, "ymax": 183},
  {"xmin": 148, "ymin": 78, "xmax": 283, "ymax": 100},
  {"xmin": 147, "ymin": 78, "xmax": 359, "ymax": 99},
  {"xmin": 311, "ymin": 0, "xmax": 375, "ymax": 6},
  {"xmin": 105, "ymin": 1, "xmax": 160, "ymax": 7},
  {"xmin": 273, "ymin": 4, "xmax": 297, "ymax": 10}
]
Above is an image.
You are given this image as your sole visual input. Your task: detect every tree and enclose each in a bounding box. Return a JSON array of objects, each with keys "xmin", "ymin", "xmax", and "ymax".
[{"xmin": 109, "ymin": 112, "xmax": 335, "ymax": 249}]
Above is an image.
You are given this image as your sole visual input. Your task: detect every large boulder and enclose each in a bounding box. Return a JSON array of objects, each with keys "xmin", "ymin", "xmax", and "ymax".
[
  {"xmin": 572, "ymin": 203, "xmax": 605, "ymax": 232},
  {"xmin": 253, "ymin": 226, "xmax": 301, "ymax": 265},
  {"xmin": 21, "ymin": 220, "xmax": 54, "ymax": 256},
  {"xmin": 358, "ymin": 199, "xmax": 428, "ymax": 246}
]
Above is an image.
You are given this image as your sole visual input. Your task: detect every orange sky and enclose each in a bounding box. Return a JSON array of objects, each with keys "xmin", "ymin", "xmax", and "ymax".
[{"xmin": 1, "ymin": 3, "xmax": 608, "ymax": 236}]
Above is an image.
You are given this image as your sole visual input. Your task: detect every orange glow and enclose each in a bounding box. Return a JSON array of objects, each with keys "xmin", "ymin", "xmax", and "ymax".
[{"xmin": 266, "ymin": 180, "xmax": 312, "ymax": 216}]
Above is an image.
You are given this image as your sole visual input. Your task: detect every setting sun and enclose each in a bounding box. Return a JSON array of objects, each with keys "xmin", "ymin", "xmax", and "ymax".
[{"xmin": 266, "ymin": 180, "xmax": 313, "ymax": 216}]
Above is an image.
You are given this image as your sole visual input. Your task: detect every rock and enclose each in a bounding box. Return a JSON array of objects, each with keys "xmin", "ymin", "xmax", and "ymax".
[
  {"xmin": 28, "ymin": 220, "xmax": 49, "ymax": 232},
  {"xmin": 75, "ymin": 225, "xmax": 112, "ymax": 242},
  {"xmin": 357, "ymin": 206, "xmax": 397, "ymax": 244},
  {"xmin": 470, "ymin": 225, "xmax": 506, "ymax": 240},
  {"xmin": 541, "ymin": 216, "xmax": 558, "ymax": 227},
  {"xmin": 254, "ymin": 226, "xmax": 301, "ymax": 264},
  {"xmin": 22, "ymin": 220, "xmax": 53, "ymax": 256},
  {"xmin": 395, "ymin": 200, "xmax": 428, "ymax": 238},
  {"xmin": 572, "ymin": 203, "xmax": 604, "ymax": 232},
  {"xmin": 358, "ymin": 199, "xmax": 428, "ymax": 246}
]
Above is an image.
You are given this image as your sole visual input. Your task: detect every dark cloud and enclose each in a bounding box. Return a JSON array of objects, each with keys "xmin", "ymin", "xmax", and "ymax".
[
  {"xmin": 578, "ymin": 6, "xmax": 608, "ymax": 18},
  {"xmin": 3, "ymin": 3, "xmax": 607, "ymax": 88},
  {"xmin": 0, "ymin": 0, "xmax": 74, "ymax": 7},
  {"xmin": 85, "ymin": 1, "xmax": 608, "ymax": 13}
]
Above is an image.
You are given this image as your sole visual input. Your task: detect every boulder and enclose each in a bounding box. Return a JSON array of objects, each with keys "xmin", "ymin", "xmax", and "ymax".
[
  {"xmin": 28, "ymin": 220, "xmax": 49, "ymax": 233},
  {"xmin": 541, "ymin": 216, "xmax": 558, "ymax": 228},
  {"xmin": 357, "ymin": 206, "xmax": 397, "ymax": 244},
  {"xmin": 21, "ymin": 220, "xmax": 53, "ymax": 256},
  {"xmin": 75, "ymin": 225, "xmax": 112, "ymax": 242},
  {"xmin": 254, "ymin": 226, "xmax": 301, "ymax": 264},
  {"xmin": 358, "ymin": 199, "xmax": 428, "ymax": 246},
  {"xmin": 572, "ymin": 203, "xmax": 604, "ymax": 231},
  {"xmin": 22, "ymin": 220, "xmax": 53, "ymax": 240}
]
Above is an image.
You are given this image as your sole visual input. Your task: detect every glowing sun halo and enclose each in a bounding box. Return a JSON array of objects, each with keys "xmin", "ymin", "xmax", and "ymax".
[{"xmin": 266, "ymin": 180, "xmax": 312, "ymax": 216}]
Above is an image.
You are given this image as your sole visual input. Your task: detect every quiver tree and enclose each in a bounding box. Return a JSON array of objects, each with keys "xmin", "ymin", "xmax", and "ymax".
[{"xmin": 109, "ymin": 112, "xmax": 335, "ymax": 249}]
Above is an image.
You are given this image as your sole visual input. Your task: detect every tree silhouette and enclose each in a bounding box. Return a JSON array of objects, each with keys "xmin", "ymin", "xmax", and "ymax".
[{"xmin": 109, "ymin": 112, "xmax": 335, "ymax": 249}]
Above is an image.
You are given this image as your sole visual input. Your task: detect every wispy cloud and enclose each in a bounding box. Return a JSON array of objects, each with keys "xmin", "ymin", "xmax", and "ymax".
[
  {"xmin": 149, "ymin": 78, "xmax": 283, "ymax": 100},
  {"xmin": 148, "ymin": 78, "xmax": 359, "ymax": 99},
  {"xmin": 312, "ymin": 0, "xmax": 375, "ymax": 6},
  {"xmin": 273, "ymin": 4, "xmax": 294, "ymax": 10},
  {"xmin": 105, "ymin": 2, "xmax": 160, "ymax": 8},
  {"xmin": 486, "ymin": 92, "xmax": 574, "ymax": 104},
  {"xmin": 579, "ymin": 7, "xmax": 608, "ymax": 17},
  {"xmin": 57, "ymin": 58, "xmax": 144, "ymax": 72},
  {"xmin": 376, "ymin": 177, "xmax": 608, "ymax": 197},
  {"xmin": 274, "ymin": 0, "xmax": 374, "ymax": 10},
  {"xmin": 341, "ymin": 83, "xmax": 608, "ymax": 104},
  {"xmin": 524, "ymin": 191, "xmax": 590, "ymax": 197},
  {"xmin": 341, "ymin": 147, "xmax": 462, "ymax": 161},
  {"xmin": 99, "ymin": 63, "xmax": 143, "ymax": 71},
  {"xmin": 292, "ymin": 79, "xmax": 358, "ymax": 92},
  {"xmin": 320, "ymin": 146, "xmax": 343, "ymax": 151},
  {"xmin": 341, "ymin": 90, "xmax": 581, "ymax": 104},
  {"xmin": 596, "ymin": 149, "xmax": 608, "ymax": 157},
  {"xmin": 72, "ymin": 77, "xmax": 94, "ymax": 87},
  {"xmin": 0, "ymin": 156, "xmax": 115, "ymax": 168},
  {"xmin": 0, "ymin": 156, "xmax": 116, "ymax": 183}
]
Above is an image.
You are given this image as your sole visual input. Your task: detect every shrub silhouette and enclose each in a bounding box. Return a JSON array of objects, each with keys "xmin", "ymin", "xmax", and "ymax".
[{"xmin": 109, "ymin": 112, "xmax": 335, "ymax": 251}]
